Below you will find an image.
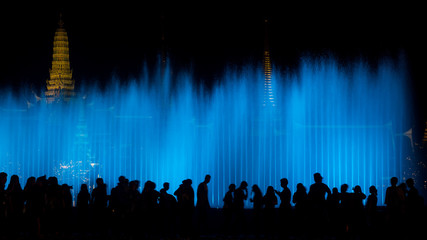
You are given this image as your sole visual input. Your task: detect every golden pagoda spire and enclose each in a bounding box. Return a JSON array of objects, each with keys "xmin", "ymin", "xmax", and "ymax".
[
  {"xmin": 58, "ymin": 13, "xmax": 64, "ymax": 28},
  {"xmin": 263, "ymin": 17, "xmax": 274, "ymax": 107},
  {"xmin": 45, "ymin": 14, "xmax": 75, "ymax": 103}
]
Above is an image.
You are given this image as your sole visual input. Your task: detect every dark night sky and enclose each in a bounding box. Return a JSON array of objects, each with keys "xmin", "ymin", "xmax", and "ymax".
[{"xmin": 1, "ymin": 2, "xmax": 426, "ymax": 124}]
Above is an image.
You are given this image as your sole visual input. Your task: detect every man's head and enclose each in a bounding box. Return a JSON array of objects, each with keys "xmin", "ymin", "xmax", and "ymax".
[
  {"xmin": 313, "ymin": 173, "xmax": 323, "ymax": 183},
  {"xmin": 204, "ymin": 174, "xmax": 211, "ymax": 184},
  {"xmin": 280, "ymin": 178, "xmax": 288, "ymax": 188},
  {"xmin": 118, "ymin": 176, "xmax": 126, "ymax": 184},
  {"xmin": 406, "ymin": 178, "xmax": 414, "ymax": 188},
  {"xmin": 390, "ymin": 177, "xmax": 398, "ymax": 186},
  {"xmin": 341, "ymin": 184, "xmax": 348, "ymax": 193},
  {"xmin": 0, "ymin": 172, "xmax": 7, "ymax": 186}
]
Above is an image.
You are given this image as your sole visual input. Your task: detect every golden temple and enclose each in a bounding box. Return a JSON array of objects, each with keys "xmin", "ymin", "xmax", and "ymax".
[{"xmin": 45, "ymin": 15, "xmax": 75, "ymax": 103}]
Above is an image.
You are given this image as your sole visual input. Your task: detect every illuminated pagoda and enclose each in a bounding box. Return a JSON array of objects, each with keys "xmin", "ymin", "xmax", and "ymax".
[
  {"xmin": 263, "ymin": 18, "xmax": 275, "ymax": 107},
  {"xmin": 45, "ymin": 15, "xmax": 75, "ymax": 103}
]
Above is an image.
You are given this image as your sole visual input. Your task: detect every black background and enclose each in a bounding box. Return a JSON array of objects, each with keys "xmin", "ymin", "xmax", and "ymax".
[{"xmin": 1, "ymin": 2, "xmax": 426, "ymax": 135}]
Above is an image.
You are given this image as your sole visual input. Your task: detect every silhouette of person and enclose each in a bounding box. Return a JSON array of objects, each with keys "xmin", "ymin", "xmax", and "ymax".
[
  {"xmin": 109, "ymin": 176, "xmax": 121, "ymax": 215},
  {"xmin": 110, "ymin": 176, "xmax": 130, "ymax": 236},
  {"xmin": 174, "ymin": 179, "xmax": 194, "ymax": 238},
  {"xmin": 328, "ymin": 187, "xmax": 340, "ymax": 208},
  {"xmin": 23, "ymin": 176, "xmax": 37, "ymax": 236},
  {"xmin": 292, "ymin": 183, "xmax": 308, "ymax": 236},
  {"xmin": 23, "ymin": 177, "xmax": 35, "ymax": 203},
  {"xmin": 60, "ymin": 184, "xmax": 73, "ymax": 235},
  {"xmin": 328, "ymin": 187, "xmax": 340, "ymax": 235},
  {"xmin": 385, "ymin": 177, "xmax": 405, "ymax": 237},
  {"xmin": 339, "ymin": 184, "xmax": 351, "ymax": 208},
  {"xmin": 196, "ymin": 174, "xmax": 211, "ymax": 234},
  {"xmin": 159, "ymin": 182, "xmax": 174, "ymax": 209},
  {"xmin": 128, "ymin": 180, "xmax": 140, "ymax": 214},
  {"xmin": 250, "ymin": 184, "xmax": 263, "ymax": 236},
  {"xmin": 234, "ymin": 181, "xmax": 248, "ymax": 234},
  {"xmin": 141, "ymin": 180, "xmax": 160, "ymax": 237},
  {"xmin": 250, "ymin": 184, "xmax": 263, "ymax": 209},
  {"xmin": 33, "ymin": 176, "xmax": 47, "ymax": 238},
  {"xmin": 307, "ymin": 173, "xmax": 331, "ymax": 237},
  {"xmin": 352, "ymin": 185, "xmax": 366, "ymax": 234},
  {"xmin": 0, "ymin": 172, "xmax": 7, "ymax": 191},
  {"xmin": 234, "ymin": 181, "xmax": 248, "ymax": 210},
  {"xmin": 405, "ymin": 178, "xmax": 423, "ymax": 238},
  {"xmin": 293, "ymin": 183, "xmax": 308, "ymax": 212},
  {"xmin": 366, "ymin": 186, "xmax": 378, "ymax": 232},
  {"xmin": 92, "ymin": 178, "xmax": 108, "ymax": 209},
  {"xmin": 197, "ymin": 175, "xmax": 211, "ymax": 209},
  {"xmin": 159, "ymin": 182, "xmax": 177, "ymax": 238},
  {"xmin": 339, "ymin": 183, "xmax": 351, "ymax": 233},
  {"xmin": 275, "ymin": 178, "xmax": 292, "ymax": 238},
  {"xmin": 308, "ymin": 173, "xmax": 331, "ymax": 203},
  {"xmin": 91, "ymin": 178, "xmax": 108, "ymax": 234},
  {"xmin": 223, "ymin": 184, "xmax": 235, "ymax": 209},
  {"xmin": 6, "ymin": 175, "xmax": 24, "ymax": 216},
  {"xmin": 263, "ymin": 186, "xmax": 278, "ymax": 208},
  {"xmin": 223, "ymin": 184, "xmax": 235, "ymax": 235},
  {"xmin": 352, "ymin": 185, "xmax": 366, "ymax": 207},
  {"xmin": 6, "ymin": 175, "xmax": 24, "ymax": 237},
  {"xmin": 385, "ymin": 177, "xmax": 405, "ymax": 218},
  {"xmin": 141, "ymin": 181, "xmax": 159, "ymax": 209},
  {"xmin": 77, "ymin": 184, "xmax": 90, "ymax": 233},
  {"xmin": 275, "ymin": 178, "xmax": 291, "ymax": 209},
  {"xmin": 77, "ymin": 184, "xmax": 90, "ymax": 209},
  {"xmin": 263, "ymin": 186, "xmax": 278, "ymax": 236},
  {"xmin": 0, "ymin": 172, "xmax": 7, "ymax": 233},
  {"xmin": 45, "ymin": 176, "xmax": 61, "ymax": 235},
  {"xmin": 61, "ymin": 184, "xmax": 73, "ymax": 209},
  {"xmin": 398, "ymin": 182, "xmax": 408, "ymax": 206},
  {"xmin": 406, "ymin": 178, "xmax": 423, "ymax": 213},
  {"xmin": 128, "ymin": 180, "xmax": 141, "ymax": 238}
]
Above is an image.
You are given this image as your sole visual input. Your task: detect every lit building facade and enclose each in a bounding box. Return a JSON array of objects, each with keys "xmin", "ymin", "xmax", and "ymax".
[{"xmin": 45, "ymin": 17, "xmax": 75, "ymax": 103}]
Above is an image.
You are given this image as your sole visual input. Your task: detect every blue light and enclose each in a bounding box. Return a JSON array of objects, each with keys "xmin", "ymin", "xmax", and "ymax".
[{"xmin": 0, "ymin": 57, "xmax": 411, "ymax": 207}]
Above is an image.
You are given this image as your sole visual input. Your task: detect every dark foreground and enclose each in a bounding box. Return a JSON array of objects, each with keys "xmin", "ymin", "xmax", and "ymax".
[{"xmin": 1, "ymin": 207, "xmax": 426, "ymax": 240}]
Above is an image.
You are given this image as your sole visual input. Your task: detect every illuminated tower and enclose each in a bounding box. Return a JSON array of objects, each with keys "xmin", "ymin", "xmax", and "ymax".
[
  {"xmin": 45, "ymin": 15, "xmax": 75, "ymax": 103},
  {"xmin": 263, "ymin": 18, "xmax": 275, "ymax": 107}
]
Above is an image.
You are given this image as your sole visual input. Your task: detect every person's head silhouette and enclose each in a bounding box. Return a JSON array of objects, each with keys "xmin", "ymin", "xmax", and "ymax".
[
  {"xmin": 369, "ymin": 185, "xmax": 377, "ymax": 196},
  {"xmin": 81, "ymin": 184, "xmax": 88, "ymax": 192},
  {"xmin": 0, "ymin": 172, "xmax": 7, "ymax": 187},
  {"xmin": 406, "ymin": 178, "xmax": 415, "ymax": 188},
  {"xmin": 183, "ymin": 179, "xmax": 192, "ymax": 186},
  {"xmin": 332, "ymin": 187, "xmax": 339, "ymax": 195},
  {"xmin": 341, "ymin": 184, "xmax": 348, "ymax": 193},
  {"xmin": 313, "ymin": 173, "xmax": 323, "ymax": 183},
  {"xmin": 163, "ymin": 182, "xmax": 170, "ymax": 191},
  {"xmin": 390, "ymin": 177, "xmax": 398, "ymax": 187},
  {"xmin": 353, "ymin": 185, "xmax": 362, "ymax": 194},
  {"xmin": 96, "ymin": 178, "xmax": 104, "ymax": 187},
  {"xmin": 296, "ymin": 183, "xmax": 306, "ymax": 192},
  {"xmin": 204, "ymin": 175, "xmax": 211, "ymax": 184},
  {"xmin": 252, "ymin": 184, "xmax": 261, "ymax": 193},
  {"xmin": 280, "ymin": 178, "xmax": 288, "ymax": 188},
  {"xmin": 266, "ymin": 186, "xmax": 275, "ymax": 195}
]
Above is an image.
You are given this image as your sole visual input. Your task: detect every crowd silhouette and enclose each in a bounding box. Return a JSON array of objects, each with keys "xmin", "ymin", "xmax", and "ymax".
[{"xmin": 0, "ymin": 171, "xmax": 425, "ymax": 239}]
